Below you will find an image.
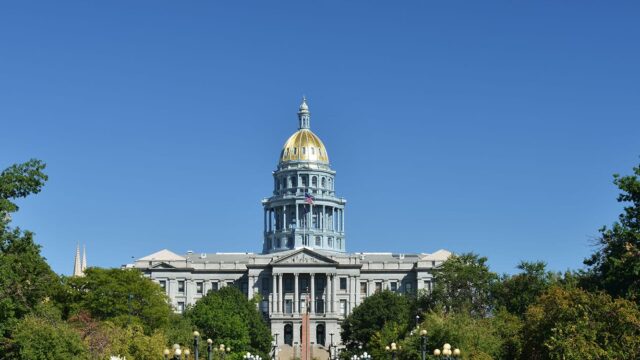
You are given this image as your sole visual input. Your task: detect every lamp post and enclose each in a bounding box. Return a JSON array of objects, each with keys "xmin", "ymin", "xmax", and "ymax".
[
  {"xmin": 272, "ymin": 332, "xmax": 279, "ymax": 360},
  {"xmin": 244, "ymin": 352, "xmax": 263, "ymax": 360},
  {"xmin": 164, "ymin": 348, "xmax": 171, "ymax": 360},
  {"xmin": 420, "ymin": 329, "xmax": 427, "ymax": 360},
  {"xmin": 433, "ymin": 343, "xmax": 460, "ymax": 359},
  {"xmin": 184, "ymin": 349, "xmax": 191, "ymax": 360},
  {"xmin": 207, "ymin": 339, "xmax": 213, "ymax": 360},
  {"xmin": 193, "ymin": 331, "xmax": 200, "ymax": 360},
  {"xmin": 175, "ymin": 347, "xmax": 182, "ymax": 360},
  {"xmin": 384, "ymin": 342, "xmax": 397, "ymax": 360},
  {"xmin": 329, "ymin": 333, "xmax": 335, "ymax": 360},
  {"xmin": 415, "ymin": 315, "xmax": 420, "ymax": 329}
]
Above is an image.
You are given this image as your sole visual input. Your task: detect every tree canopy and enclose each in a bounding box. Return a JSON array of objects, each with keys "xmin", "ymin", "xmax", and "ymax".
[{"xmin": 186, "ymin": 285, "xmax": 272, "ymax": 357}]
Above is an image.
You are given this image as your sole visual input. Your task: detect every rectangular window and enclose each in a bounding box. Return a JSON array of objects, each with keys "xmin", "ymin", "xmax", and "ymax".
[
  {"xmin": 227, "ymin": 281, "xmax": 234, "ymax": 288},
  {"xmin": 316, "ymin": 277, "xmax": 325, "ymax": 290},
  {"xmin": 360, "ymin": 282, "xmax": 367, "ymax": 295},
  {"xmin": 177, "ymin": 302, "xmax": 185, "ymax": 313},
  {"xmin": 328, "ymin": 237, "xmax": 334, "ymax": 247},
  {"xmin": 339, "ymin": 277, "xmax": 347, "ymax": 290},
  {"xmin": 375, "ymin": 282, "xmax": 382, "ymax": 293},
  {"xmin": 315, "ymin": 236, "xmax": 322, "ymax": 246},
  {"xmin": 159, "ymin": 280, "xmax": 167, "ymax": 292},
  {"xmin": 196, "ymin": 282, "xmax": 203, "ymax": 295},
  {"xmin": 178, "ymin": 280, "xmax": 185, "ymax": 293},
  {"xmin": 390, "ymin": 281, "xmax": 398, "ymax": 292},
  {"xmin": 337, "ymin": 238, "xmax": 342, "ymax": 249},
  {"xmin": 211, "ymin": 282, "xmax": 219, "ymax": 292},
  {"xmin": 285, "ymin": 299, "xmax": 293, "ymax": 314},
  {"xmin": 262, "ymin": 278, "xmax": 270, "ymax": 294},
  {"xmin": 424, "ymin": 280, "xmax": 432, "ymax": 292},
  {"xmin": 284, "ymin": 277, "xmax": 293, "ymax": 292},
  {"xmin": 405, "ymin": 282, "xmax": 413, "ymax": 294},
  {"xmin": 340, "ymin": 300, "xmax": 347, "ymax": 316},
  {"xmin": 301, "ymin": 278, "xmax": 309, "ymax": 292},
  {"xmin": 316, "ymin": 299, "xmax": 325, "ymax": 314}
]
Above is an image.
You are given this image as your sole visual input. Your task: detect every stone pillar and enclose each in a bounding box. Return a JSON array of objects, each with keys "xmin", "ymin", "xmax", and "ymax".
[
  {"xmin": 278, "ymin": 274, "xmax": 283, "ymax": 313},
  {"xmin": 310, "ymin": 273, "xmax": 315, "ymax": 314},
  {"xmin": 283, "ymin": 205, "xmax": 287, "ymax": 231},
  {"xmin": 294, "ymin": 273, "xmax": 300, "ymax": 314},
  {"xmin": 331, "ymin": 274, "xmax": 337, "ymax": 314},
  {"xmin": 325, "ymin": 274, "xmax": 330, "ymax": 314},
  {"xmin": 248, "ymin": 275, "xmax": 255, "ymax": 299},
  {"xmin": 368, "ymin": 280, "xmax": 373, "ymax": 296},
  {"xmin": 295, "ymin": 203, "xmax": 299, "ymax": 229},
  {"xmin": 272, "ymin": 274, "xmax": 277, "ymax": 314}
]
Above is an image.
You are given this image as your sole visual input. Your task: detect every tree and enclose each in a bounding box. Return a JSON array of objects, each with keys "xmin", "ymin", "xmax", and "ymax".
[
  {"xmin": 0, "ymin": 159, "xmax": 58, "ymax": 337},
  {"xmin": 584, "ymin": 162, "xmax": 640, "ymax": 303},
  {"xmin": 186, "ymin": 286, "xmax": 271, "ymax": 357},
  {"xmin": 9, "ymin": 314, "xmax": 89, "ymax": 359},
  {"xmin": 340, "ymin": 290, "xmax": 412, "ymax": 351},
  {"xmin": 522, "ymin": 286, "xmax": 640, "ymax": 360},
  {"xmin": 493, "ymin": 261, "xmax": 559, "ymax": 316},
  {"xmin": 420, "ymin": 253, "xmax": 498, "ymax": 317},
  {"xmin": 64, "ymin": 268, "xmax": 173, "ymax": 334}
]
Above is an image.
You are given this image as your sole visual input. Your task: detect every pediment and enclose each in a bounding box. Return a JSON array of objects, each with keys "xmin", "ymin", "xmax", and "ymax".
[
  {"xmin": 150, "ymin": 262, "xmax": 177, "ymax": 269},
  {"xmin": 272, "ymin": 248, "xmax": 338, "ymax": 265}
]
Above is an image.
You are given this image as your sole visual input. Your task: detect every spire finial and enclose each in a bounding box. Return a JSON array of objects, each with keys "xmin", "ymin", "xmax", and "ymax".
[
  {"xmin": 298, "ymin": 96, "xmax": 310, "ymax": 129},
  {"xmin": 73, "ymin": 243, "xmax": 84, "ymax": 277}
]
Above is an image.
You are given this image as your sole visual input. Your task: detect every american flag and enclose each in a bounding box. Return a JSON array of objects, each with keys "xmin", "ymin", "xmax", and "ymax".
[{"xmin": 304, "ymin": 192, "xmax": 315, "ymax": 204}]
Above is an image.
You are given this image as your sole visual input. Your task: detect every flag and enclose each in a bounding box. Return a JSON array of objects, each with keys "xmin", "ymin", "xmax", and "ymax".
[{"xmin": 304, "ymin": 192, "xmax": 315, "ymax": 205}]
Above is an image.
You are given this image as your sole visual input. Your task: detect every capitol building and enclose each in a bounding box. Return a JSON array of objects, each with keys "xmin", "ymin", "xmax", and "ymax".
[{"xmin": 132, "ymin": 98, "xmax": 450, "ymax": 353}]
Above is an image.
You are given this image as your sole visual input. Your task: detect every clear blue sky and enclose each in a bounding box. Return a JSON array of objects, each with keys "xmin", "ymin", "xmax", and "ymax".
[{"xmin": 2, "ymin": 1, "xmax": 639, "ymax": 276}]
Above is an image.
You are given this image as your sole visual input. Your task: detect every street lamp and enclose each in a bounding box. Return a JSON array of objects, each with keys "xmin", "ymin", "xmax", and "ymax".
[
  {"xmin": 193, "ymin": 331, "xmax": 200, "ymax": 360},
  {"xmin": 164, "ymin": 348, "xmax": 171, "ymax": 360},
  {"xmin": 385, "ymin": 342, "xmax": 398, "ymax": 360},
  {"xmin": 329, "ymin": 333, "xmax": 335, "ymax": 360},
  {"xmin": 272, "ymin": 332, "xmax": 279, "ymax": 360},
  {"xmin": 415, "ymin": 315, "xmax": 420, "ymax": 329},
  {"xmin": 174, "ymin": 347, "xmax": 182, "ymax": 360},
  {"xmin": 420, "ymin": 330, "xmax": 427, "ymax": 360},
  {"xmin": 207, "ymin": 339, "xmax": 213, "ymax": 360},
  {"xmin": 433, "ymin": 343, "xmax": 460, "ymax": 359},
  {"xmin": 244, "ymin": 352, "xmax": 263, "ymax": 360},
  {"xmin": 184, "ymin": 348, "xmax": 191, "ymax": 360}
]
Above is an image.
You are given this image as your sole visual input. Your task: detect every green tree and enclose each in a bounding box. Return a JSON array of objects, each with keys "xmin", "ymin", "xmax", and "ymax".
[
  {"xmin": 420, "ymin": 253, "xmax": 498, "ymax": 317},
  {"xmin": 186, "ymin": 286, "xmax": 271, "ymax": 357},
  {"xmin": 522, "ymin": 286, "xmax": 640, "ymax": 360},
  {"xmin": 9, "ymin": 314, "xmax": 89, "ymax": 359},
  {"xmin": 583, "ymin": 162, "xmax": 640, "ymax": 303},
  {"xmin": 341, "ymin": 290, "xmax": 412, "ymax": 351},
  {"xmin": 64, "ymin": 268, "xmax": 173, "ymax": 333},
  {"xmin": 493, "ymin": 261, "xmax": 559, "ymax": 316},
  {"xmin": 0, "ymin": 159, "xmax": 58, "ymax": 337}
]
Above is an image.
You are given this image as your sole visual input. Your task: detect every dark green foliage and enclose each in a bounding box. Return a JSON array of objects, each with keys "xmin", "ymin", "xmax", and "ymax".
[
  {"xmin": 10, "ymin": 314, "xmax": 89, "ymax": 359},
  {"xmin": 0, "ymin": 159, "xmax": 48, "ymax": 215},
  {"xmin": 493, "ymin": 261, "xmax": 559, "ymax": 316},
  {"xmin": 186, "ymin": 286, "xmax": 272, "ymax": 357},
  {"xmin": 341, "ymin": 290, "xmax": 412, "ymax": 351},
  {"xmin": 64, "ymin": 268, "xmax": 173, "ymax": 333},
  {"xmin": 420, "ymin": 253, "xmax": 498, "ymax": 317},
  {"xmin": 522, "ymin": 286, "xmax": 640, "ymax": 360},
  {"xmin": 584, "ymin": 163, "xmax": 640, "ymax": 303}
]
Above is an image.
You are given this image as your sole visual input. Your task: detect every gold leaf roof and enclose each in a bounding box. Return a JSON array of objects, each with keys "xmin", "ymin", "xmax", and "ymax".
[{"xmin": 280, "ymin": 129, "xmax": 329, "ymax": 164}]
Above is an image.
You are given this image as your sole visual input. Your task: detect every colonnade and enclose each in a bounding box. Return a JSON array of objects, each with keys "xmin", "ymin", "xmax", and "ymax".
[
  {"xmin": 264, "ymin": 205, "xmax": 345, "ymax": 233},
  {"xmin": 268, "ymin": 272, "xmax": 338, "ymax": 315}
]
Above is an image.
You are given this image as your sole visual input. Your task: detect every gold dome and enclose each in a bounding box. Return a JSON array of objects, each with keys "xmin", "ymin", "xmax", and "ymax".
[{"xmin": 280, "ymin": 129, "xmax": 329, "ymax": 163}]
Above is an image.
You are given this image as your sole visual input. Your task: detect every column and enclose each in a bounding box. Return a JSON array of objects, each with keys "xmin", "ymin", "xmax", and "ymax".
[
  {"xmin": 278, "ymin": 273, "xmax": 283, "ymax": 313},
  {"xmin": 331, "ymin": 274, "xmax": 337, "ymax": 314},
  {"xmin": 272, "ymin": 274, "xmax": 277, "ymax": 314},
  {"xmin": 264, "ymin": 209, "xmax": 267, "ymax": 233},
  {"xmin": 295, "ymin": 203, "xmax": 299, "ymax": 228},
  {"xmin": 342, "ymin": 208, "xmax": 345, "ymax": 232},
  {"xmin": 354, "ymin": 275, "xmax": 360, "ymax": 306},
  {"xmin": 368, "ymin": 279, "xmax": 373, "ymax": 296},
  {"xmin": 310, "ymin": 274, "xmax": 315, "ymax": 314},
  {"xmin": 283, "ymin": 205, "xmax": 287, "ymax": 231},
  {"xmin": 349, "ymin": 276, "xmax": 355, "ymax": 314},
  {"xmin": 294, "ymin": 273, "xmax": 299, "ymax": 314},
  {"xmin": 325, "ymin": 274, "xmax": 331, "ymax": 314},
  {"xmin": 248, "ymin": 276, "xmax": 255, "ymax": 299}
]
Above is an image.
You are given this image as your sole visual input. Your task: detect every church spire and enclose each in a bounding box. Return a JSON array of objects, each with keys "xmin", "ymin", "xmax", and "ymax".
[
  {"xmin": 73, "ymin": 243, "xmax": 83, "ymax": 277},
  {"xmin": 298, "ymin": 96, "xmax": 310, "ymax": 129},
  {"xmin": 82, "ymin": 244, "xmax": 87, "ymax": 272}
]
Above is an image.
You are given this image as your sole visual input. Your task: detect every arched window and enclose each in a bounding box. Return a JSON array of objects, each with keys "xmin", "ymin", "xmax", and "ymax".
[
  {"xmin": 301, "ymin": 175, "xmax": 308, "ymax": 187},
  {"xmin": 316, "ymin": 324, "xmax": 326, "ymax": 346},
  {"xmin": 328, "ymin": 237, "xmax": 334, "ymax": 248},
  {"xmin": 312, "ymin": 176, "xmax": 318, "ymax": 187},
  {"xmin": 321, "ymin": 177, "xmax": 326, "ymax": 188},
  {"xmin": 284, "ymin": 324, "xmax": 293, "ymax": 345},
  {"xmin": 315, "ymin": 236, "xmax": 322, "ymax": 247},
  {"xmin": 302, "ymin": 147, "xmax": 306, "ymax": 155}
]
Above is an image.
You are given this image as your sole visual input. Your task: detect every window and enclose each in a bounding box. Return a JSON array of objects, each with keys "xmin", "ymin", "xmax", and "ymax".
[
  {"xmin": 337, "ymin": 238, "xmax": 342, "ymax": 249},
  {"xmin": 196, "ymin": 282, "xmax": 203, "ymax": 295},
  {"xmin": 285, "ymin": 299, "xmax": 293, "ymax": 314},
  {"xmin": 210, "ymin": 282, "xmax": 219, "ymax": 292},
  {"xmin": 375, "ymin": 282, "xmax": 382, "ymax": 293},
  {"xmin": 311, "ymin": 147, "xmax": 315, "ymax": 155},
  {"xmin": 316, "ymin": 299, "xmax": 325, "ymax": 313},
  {"xmin": 339, "ymin": 277, "xmax": 347, "ymax": 290},
  {"xmin": 340, "ymin": 300, "xmax": 347, "ymax": 315},
  {"xmin": 178, "ymin": 280, "xmax": 185, "ymax": 293},
  {"xmin": 301, "ymin": 277, "xmax": 309, "ymax": 292},
  {"xmin": 287, "ymin": 237, "xmax": 294, "ymax": 248},
  {"xmin": 227, "ymin": 281, "xmax": 235, "ymax": 288},
  {"xmin": 424, "ymin": 280, "xmax": 432, "ymax": 292},
  {"xmin": 294, "ymin": 148, "xmax": 297, "ymax": 155},
  {"xmin": 177, "ymin": 302, "xmax": 185, "ymax": 313},
  {"xmin": 159, "ymin": 280, "xmax": 166, "ymax": 292},
  {"xmin": 302, "ymin": 147, "xmax": 306, "ymax": 155},
  {"xmin": 405, "ymin": 282, "xmax": 413, "ymax": 294},
  {"xmin": 328, "ymin": 237, "xmax": 334, "ymax": 247},
  {"xmin": 262, "ymin": 278, "xmax": 270, "ymax": 294},
  {"xmin": 312, "ymin": 176, "xmax": 317, "ymax": 187},
  {"xmin": 316, "ymin": 277, "xmax": 325, "ymax": 291},
  {"xmin": 390, "ymin": 281, "xmax": 398, "ymax": 292},
  {"xmin": 321, "ymin": 177, "xmax": 326, "ymax": 188},
  {"xmin": 360, "ymin": 282, "xmax": 367, "ymax": 295},
  {"xmin": 285, "ymin": 277, "xmax": 293, "ymax": 291},
  {"xmin": 315, "ymin": 236, "xmax": 322, "ymax": 246}
]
